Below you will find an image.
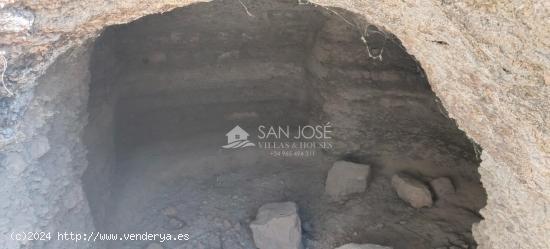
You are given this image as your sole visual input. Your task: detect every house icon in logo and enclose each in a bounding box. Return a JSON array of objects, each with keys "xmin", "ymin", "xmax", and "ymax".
[
  {"xmin": 222, "ymin": 125, "xmax": 255, "ymax": 149},
  {"xmin": 226, "ymin": 125, "xmax": 249, "ymax": 144}
]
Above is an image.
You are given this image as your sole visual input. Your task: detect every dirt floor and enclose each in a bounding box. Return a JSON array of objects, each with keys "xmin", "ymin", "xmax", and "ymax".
[
  {"xmin": 100, "ymin": 100, "xmax": 484, "ymax": 249},
  {"xmin": 103, "ymin": 136, "xmax": 483, "ymax": 249}
]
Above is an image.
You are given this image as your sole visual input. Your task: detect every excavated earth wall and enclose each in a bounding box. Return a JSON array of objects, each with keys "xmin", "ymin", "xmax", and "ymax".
[{"xmin": 0, "ymin": 1, "xmax": 548, "ymax": 249}]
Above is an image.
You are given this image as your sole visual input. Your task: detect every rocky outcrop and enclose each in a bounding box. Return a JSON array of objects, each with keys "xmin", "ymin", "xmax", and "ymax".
[{"xmin": 0, "ymin": 1, "xmax": 548, "ymax": 249}]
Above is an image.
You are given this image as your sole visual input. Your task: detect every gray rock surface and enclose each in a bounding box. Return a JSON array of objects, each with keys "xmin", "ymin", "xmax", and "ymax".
[
  {"xmin": 0, "ymin": 8, "xmax": 34, "ymax": 33},
  {"xmin": 325, "ymin": 161, "xmax": 370, "ymax": 199},
  {"xmin": 250, "ymin": 202, "xmax": 303, "ymax": 249},
  {"xmin": 391, "ymin": 173, "xmax": 433, "ymax": 208}
]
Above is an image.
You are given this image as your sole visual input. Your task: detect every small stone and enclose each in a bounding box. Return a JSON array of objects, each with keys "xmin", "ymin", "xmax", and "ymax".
[
  {"xmin": 232, "ymin": 222, "xmax": 242, "ymax": 231},
  {"xmin": 334, "ymin": 243, "xmax": 393, "ymax": 249},
  {"xmin": 217, "ymin": 50, "xmax": 240, "ymax": 63},
  {"xmin": 429, "ymin": 177, "xmax": 455, "ymax": 199},
  {"xmin": 161, "ymin": 206, "xmax": 178, "ymax": 217},
  {"xmin": 391, "ymin": 173, "xmax": 433, "ymax": 208},
  {"xmin": 325, "ymin": 161, "xmax": 370, "ymax": 200},
  {"xmin": 223, "ymin": 219, "xmax": 232, "ymax": 229},
  {"xmin": 145, "ymin": 242, "xmax": 163, "ymax": 249},
  {"xmin": 164, "ymin": 217, "xmax": 184, "ymax": 230},
  {"xmin": 250, "ymin": 202, "xmax": 302, "ymax": 249}
]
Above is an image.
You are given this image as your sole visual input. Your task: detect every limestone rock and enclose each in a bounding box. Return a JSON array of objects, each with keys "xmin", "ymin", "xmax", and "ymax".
[
  {"xmin": 335, "ymin": 243, "xmax": 393, "ymax": 249},
  {"xmin": 325, "ymin": 161, "xmax": 370, "ymax": 199},
  {"xmin": 430, "ymin": 177, "xmax": 455, "ymax": 199},
  {"xmin": 250, "ymin": 202, "xmax": 302, "ymax": 249},
  {"xmin": 391, "ymin": 173, "xmax": 433, "ymax": 208}
]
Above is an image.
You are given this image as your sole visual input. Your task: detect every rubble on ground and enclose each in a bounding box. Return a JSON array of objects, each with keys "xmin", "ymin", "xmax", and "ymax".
[
  {"xmin": 249, "ymin": 201, "xmax": 303, "ymax": 249},
  {"xmin": 391, "ymin": 173, "xmax": 433, "ymax": 208},
  {"xmin": 325, "ymin": 161, "xmax": 370, "ymax": 200}
]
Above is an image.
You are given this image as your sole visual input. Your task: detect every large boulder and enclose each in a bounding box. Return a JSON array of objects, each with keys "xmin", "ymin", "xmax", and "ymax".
[
  {"xmin": 391, "ymin": 173, "xmax": 433, "ymax": 208},
  {"xmin": 335, "ymin": 243, "xmax": 393, "ymax": 249},
  {"xmin": 249, "ymin": 202, "xmax": 302, "ymax": 249},
  {"xmin": 325, "ymin": 161, "xmax": 371, "ymax": 200}
]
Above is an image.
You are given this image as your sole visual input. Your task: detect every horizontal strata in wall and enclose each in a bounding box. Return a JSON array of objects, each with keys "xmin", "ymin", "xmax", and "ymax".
[{"xmin": 0, "ymin": 1, "xmax": 548, "ymax": 249}]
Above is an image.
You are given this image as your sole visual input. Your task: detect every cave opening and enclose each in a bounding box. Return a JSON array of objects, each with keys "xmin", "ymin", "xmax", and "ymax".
[{"xmin": 79, "ymin": 1, "xmax": 486, "ymax": 248}]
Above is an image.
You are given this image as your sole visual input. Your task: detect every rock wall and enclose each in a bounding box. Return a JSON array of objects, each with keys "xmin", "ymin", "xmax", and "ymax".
[
  {"xmin": 102, "ymin": 1, "xmax": 322, "ymax": 150},
  {"xmin": 83, "ymin": 6, "xmax": 482, "ymax": 242},
  {"xmin": 305, "ymin": 15, "xmax": 476, "ymax": 161},
  {"xmin": 0, "ymin": 43, "xmax": 95, "ymax": 249},
  {"xmin": 306, "ymin": 2, "xmax": 549, "ymax": 249},
  {"xmin": 0, "ymin": 1, "xmax": 548, "ymax": 249}
]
